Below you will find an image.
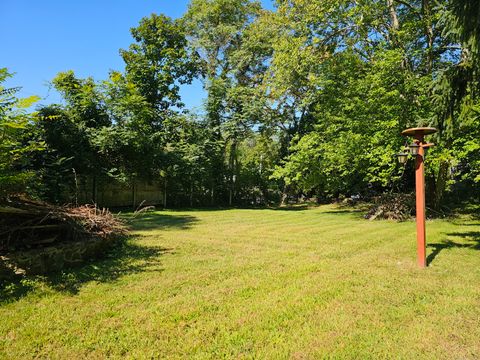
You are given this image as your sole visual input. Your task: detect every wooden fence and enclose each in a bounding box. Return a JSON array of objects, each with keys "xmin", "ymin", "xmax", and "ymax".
[{"xmin": 76, "ymin": 177, "xmax": 164, "ymax": 208}]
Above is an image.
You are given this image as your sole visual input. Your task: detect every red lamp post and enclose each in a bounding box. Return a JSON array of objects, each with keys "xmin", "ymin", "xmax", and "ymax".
[{"xmin": 399, "ymin": 127, "xmax": 437, "ymax": 268}]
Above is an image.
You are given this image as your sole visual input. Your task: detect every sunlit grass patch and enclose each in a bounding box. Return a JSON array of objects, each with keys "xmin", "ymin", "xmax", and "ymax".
[{"xmin": 1, "ymin": 205, "xmax": 479, "ymax": 358}]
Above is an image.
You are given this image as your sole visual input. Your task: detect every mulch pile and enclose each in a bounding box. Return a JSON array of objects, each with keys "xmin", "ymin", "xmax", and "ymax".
[{"xmin": 0, "ymin": 197, "xmax": 126, "ymax": 253}]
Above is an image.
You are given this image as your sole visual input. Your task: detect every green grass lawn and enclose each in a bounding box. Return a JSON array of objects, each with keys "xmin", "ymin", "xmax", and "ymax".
[{"xmin": 1, "ymin": 205, "xmax": 480, "ymax": 359}]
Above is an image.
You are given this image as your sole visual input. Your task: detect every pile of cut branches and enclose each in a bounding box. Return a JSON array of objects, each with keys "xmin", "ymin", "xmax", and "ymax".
[
  {"xmin": 0, "ymin": 197, "xmax": 127, "ymax": 253},
  {"xmin": 365, "ymin": 193, "xmax": 415, "ymax": 221}
]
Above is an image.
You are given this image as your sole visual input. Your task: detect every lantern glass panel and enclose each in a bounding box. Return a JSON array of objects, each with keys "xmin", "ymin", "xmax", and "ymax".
[
  {"xmin": 397, "ymin": 152, "xmax": 408, "ymax": 164},
  {"xmin": 409, "ymin": 143, "xmax": 420, "ymax": 155}
]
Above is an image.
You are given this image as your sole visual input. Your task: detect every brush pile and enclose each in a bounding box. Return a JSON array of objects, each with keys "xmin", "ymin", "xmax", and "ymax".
[
  {"xmin": 365, "ymin": 193, "xmax": 415, "ymax": 221},
  {"xmin": 0, "ymin": 197, "xmax": 126, "ymax": 253}
]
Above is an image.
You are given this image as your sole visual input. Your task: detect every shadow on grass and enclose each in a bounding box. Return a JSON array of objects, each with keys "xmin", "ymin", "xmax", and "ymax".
[
  {"xmin": 252, "ymin": 204, "xmax": 364, "ymax": 212},
  {"xmin": 268, "ymin": 205, "xmax": 311, "ymax": 211},
  {"xmin": 164, "ymin": 207, "xmax": 234, "ymax": 212},
  {"xmin": 322, "ymin": 209, "xmax": 364, "ymax": 214},
  {"xmin": 450, "ymin": 202, "xmax": 480, "ymax": 219},
  {"xmin": 163, "ymin": 206, "xmax": 312, "ymax": 212},
  {"xmin": 128, "ymin": 213, "xmax": 198, "ymax": 231},
  {"xmin": 0, "ymin": 238, "xmax": 172, "ymax": 303},
  {"xmin": 427, "ymin": 231, "xmax": 480, "ymax": 265}
]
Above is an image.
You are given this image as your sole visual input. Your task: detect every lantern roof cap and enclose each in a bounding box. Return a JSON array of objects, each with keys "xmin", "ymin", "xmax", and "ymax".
[{"xmin": 401, "ymin": 127, "xmax": 437, "ymax": 137}]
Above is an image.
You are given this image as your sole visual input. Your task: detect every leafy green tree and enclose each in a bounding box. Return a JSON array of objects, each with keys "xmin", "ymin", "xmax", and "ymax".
[
  {"xmin": 120, "ymin": 14, "xmax": 197, "ymax": 121},
  {"xmin": 98, "ymin": 71, "xmax": 158, "ymax": 183},
  {"xmin": 184, "ymin": 0, "xmax": 262, "ymax": 204},
  {"xmin": 0, "ymin": 68, "xmax": 42, "ymax": 199},
  {"xmin": 52, "ymin": 71, "xmax": 110, "ymax": 128},
  {"xmin": 32, "ymin": 71, "xmax": 111, "ymax": 203},
  {"xmin": 425, "ymin": 0, "xmax": 480, "ymax": 208},
  {"xmin": 34, "ymin": 105, "xmax": 88, "ymax": 203},
  {"xmin": 116, "ymin": 14, "xmax": 200, "ymax": 198},
  {"xmin": 236, "ymin": 132, "xmax": 282, "ymax": 204},
  {"xmin": 266, "ymin": 0, "xmax": 476, "ymax": 208}
]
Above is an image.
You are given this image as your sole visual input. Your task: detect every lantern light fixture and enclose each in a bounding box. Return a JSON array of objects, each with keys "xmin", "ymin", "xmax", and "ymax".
[
  {"xmin": 397, "ymin": 152, "xmax": 409, "ymax": 164},
  {"xmin": 409, "ymin": 143, "xmax": 420, "ymax": 156}
]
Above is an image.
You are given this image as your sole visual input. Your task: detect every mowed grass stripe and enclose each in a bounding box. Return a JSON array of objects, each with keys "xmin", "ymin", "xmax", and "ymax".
[{"xmin": 1, "ymin": 205, "xmax": 480, "ymax": 359}]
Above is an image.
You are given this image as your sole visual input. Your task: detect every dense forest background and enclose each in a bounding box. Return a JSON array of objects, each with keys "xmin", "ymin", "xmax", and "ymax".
[{"xmin": 1, "ymin": 0, "xmax": 479, "ymax": 210}]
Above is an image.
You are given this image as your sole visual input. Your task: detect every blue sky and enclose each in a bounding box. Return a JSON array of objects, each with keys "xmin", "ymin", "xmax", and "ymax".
[{"xmin": 0, "ymin": 0, "xmax": 274, "ymax": 110}]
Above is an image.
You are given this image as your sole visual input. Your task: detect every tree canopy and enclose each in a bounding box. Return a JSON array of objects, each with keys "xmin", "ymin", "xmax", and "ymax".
[{"xmin": 2, "ymin": 0, "xmax": 479, "ymax": 210}]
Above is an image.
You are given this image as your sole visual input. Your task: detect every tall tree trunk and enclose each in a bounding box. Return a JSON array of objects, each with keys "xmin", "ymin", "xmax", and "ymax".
[
  {"xmin": 92, "ymin": 175, "xmax": 97, "ymax": 204},
  {"xmin": 206, "ymin": 78, "xmax": 226, "ymax": 207},
  {"xmin": 387, "ymin": 0, "xmax": 399, "ymax": 32},
  {"xmin": 422, "ymin": 0, "xmax": 434, "ymax": 72},
  {"xmin": 132, "ymin": 181, "xmax": 136, "ymax": 210},
  {"xmin": 73, "ymin": 168, "xmax": 78, "ymax": 206},
  {"xmin": 190, "ymin": 181, "xmax": 193, "ymax": 207},
  {"xmin": 281, "ymin": 185, "xmax": 288, "ymax": 206},
  {"xmin": 163, "ymin": 178, "xmax": 167, "ymax": 208},
  {"xmin": 229, "ymin": 140, "xmax": 237, "ymax": 207},
  {"xmin": 432, "ymin": 161, "xmax": 449, "ymax": 211},
  {"xmin": 211, "ymin": 184, "xmax": 214, "ymax": 206}
]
